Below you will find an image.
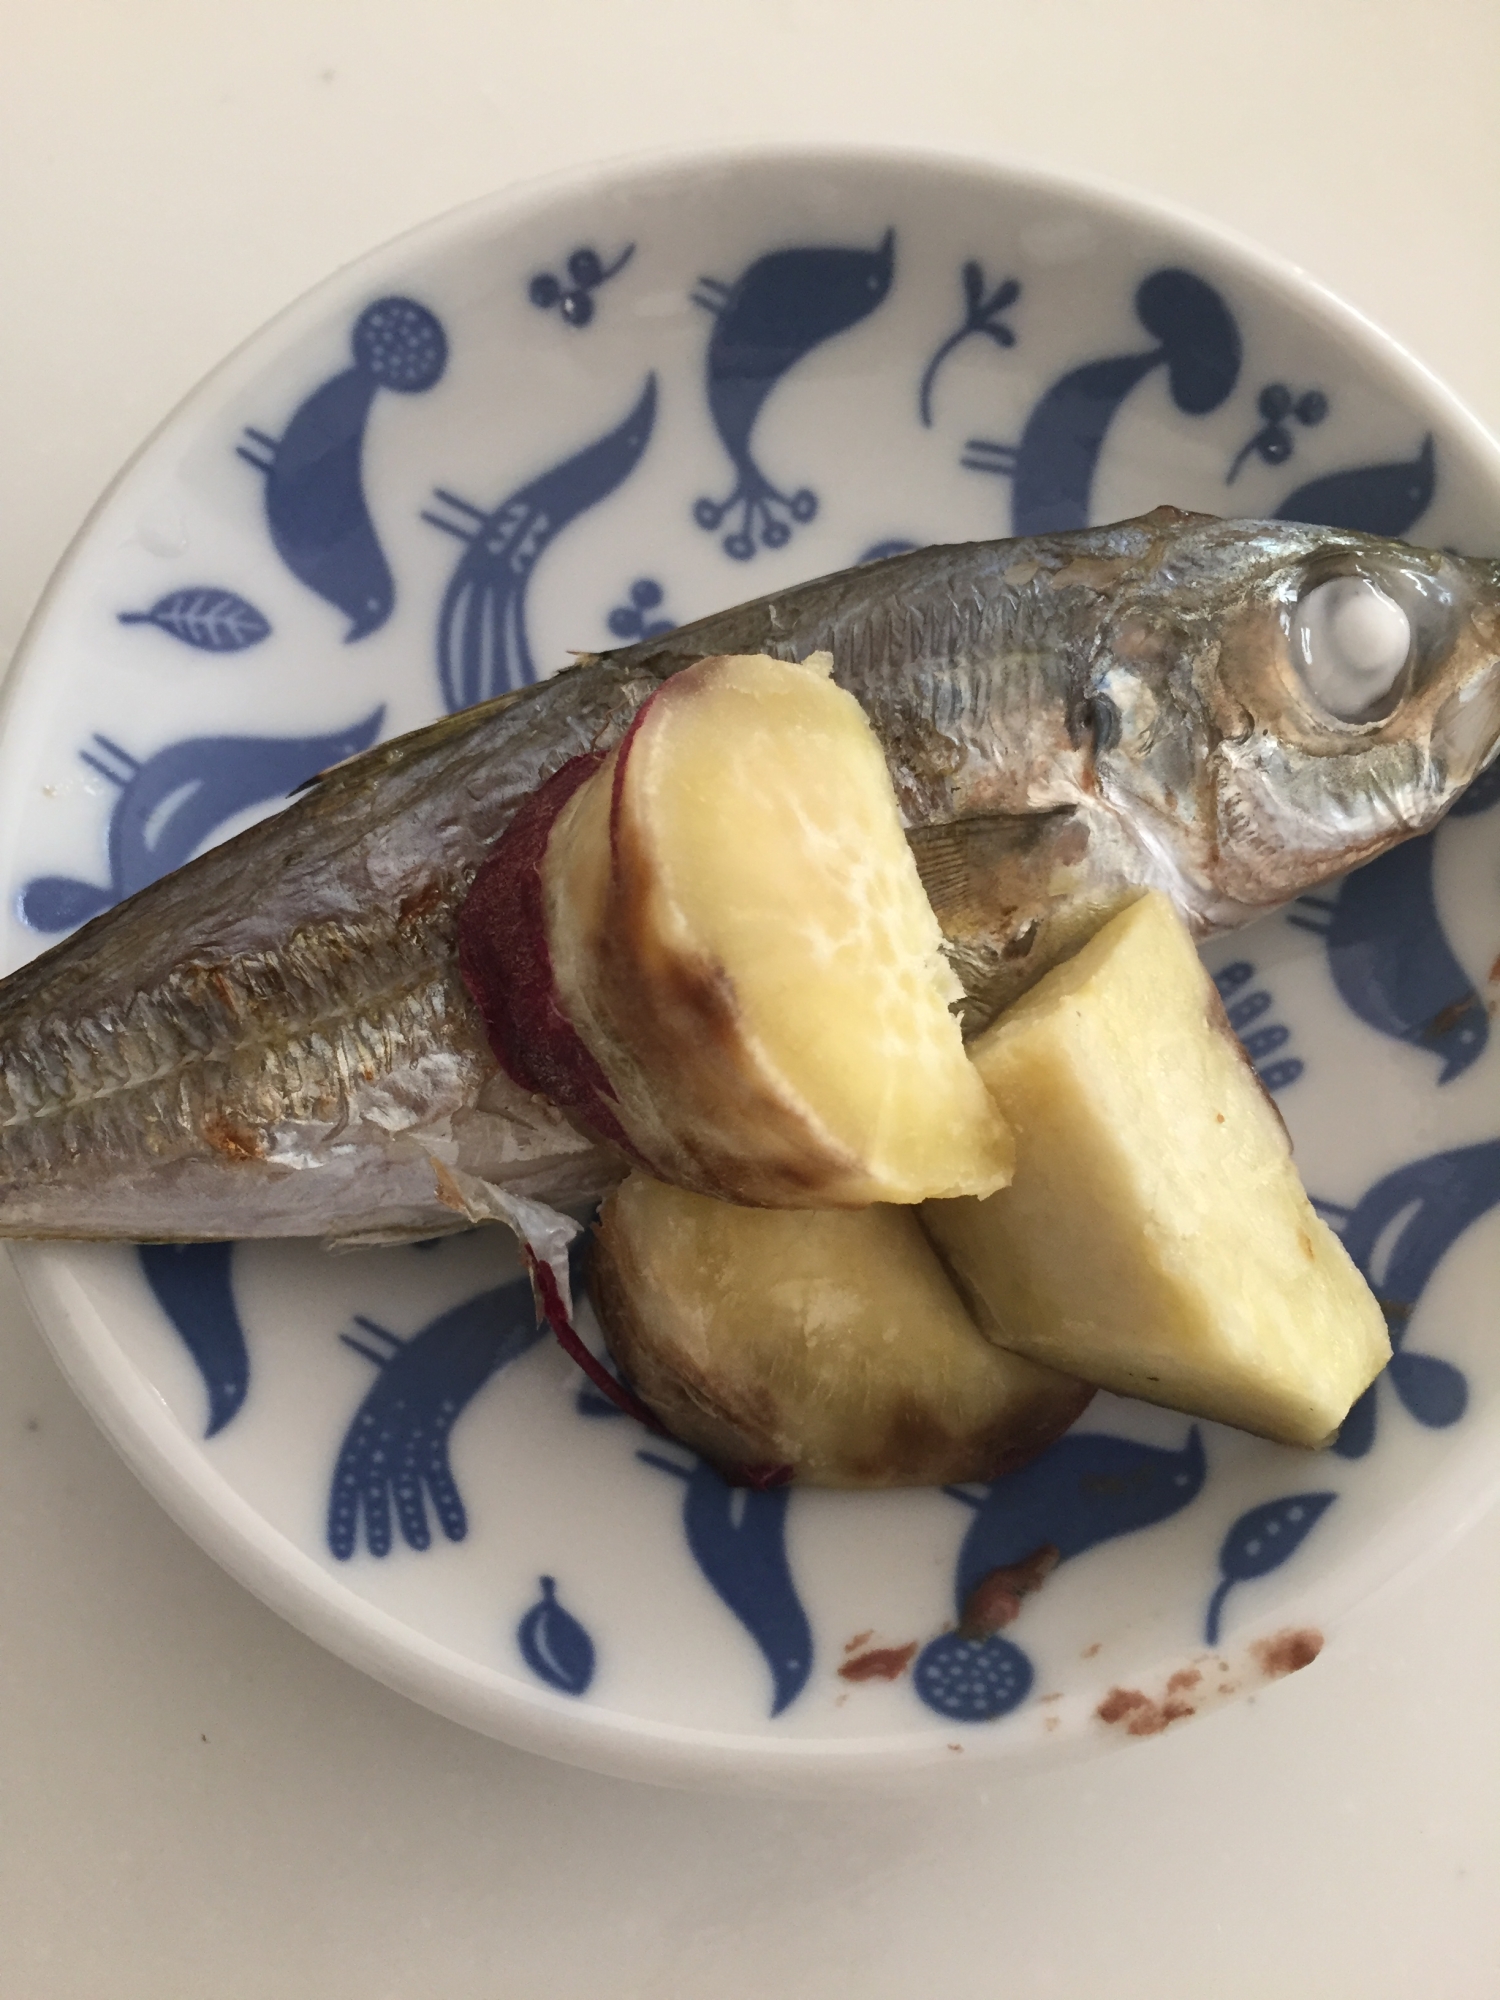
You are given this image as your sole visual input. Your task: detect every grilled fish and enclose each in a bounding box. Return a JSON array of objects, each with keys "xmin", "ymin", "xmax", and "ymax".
[{"xmin": 3, "ymin": 507, "xmax": 1498, "ymax": 1242}]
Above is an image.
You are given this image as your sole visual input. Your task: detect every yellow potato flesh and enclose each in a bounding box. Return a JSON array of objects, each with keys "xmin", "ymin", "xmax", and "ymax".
[
  {"xmin": 546, "ymin": 652, "xmax": 1014, "ymax": 1206},
  {"xmin": 593, "ymin": 1173, "xmax": 1090, "ymax": 1487},
  {"xmin": 922, "ymin": 893, "xmax": 1391, "ymax": 1447}
]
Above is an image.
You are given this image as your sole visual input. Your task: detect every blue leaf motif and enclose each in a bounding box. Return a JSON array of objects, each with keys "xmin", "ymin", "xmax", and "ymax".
[
  {"xmin": 118, "ymin": 587, "xmax": 271, "ymax": 652},
  {"xmin": 327, "ymin": 1277, "xmax": 545, "ymax": 1560},
  {"xmin": 918, "ymin": 262, "xmax": 1022, "ymax": 427},
  {"xmin": 517, "ymin": 1577, "xmax": 596, "ymax": 1696},
  {"xmin": 912, "ymin": 1632, "xmax": 1033, "ymax": 1723},
  {"xmin": 1204, "ymin": 1491, "xmax": 1337, "ymax": 1644},
  {"xmin": 639, "ymin": 1452, "xmax": 813, "ymax": 1716},
  {"xmin": 138, "ymin": 1242, "xmax": 248, "ymax": 1438}
]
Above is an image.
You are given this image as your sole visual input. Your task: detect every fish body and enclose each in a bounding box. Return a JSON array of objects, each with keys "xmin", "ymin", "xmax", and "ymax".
[{"xmin": 4, "ymin": 509, "xmax": 1500, "ymax": 1242}]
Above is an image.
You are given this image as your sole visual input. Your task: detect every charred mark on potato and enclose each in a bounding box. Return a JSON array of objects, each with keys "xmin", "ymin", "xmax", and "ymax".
[{"xmin": 592, "ymin": 1178, "xmax": 1088, "ymax": 1487}]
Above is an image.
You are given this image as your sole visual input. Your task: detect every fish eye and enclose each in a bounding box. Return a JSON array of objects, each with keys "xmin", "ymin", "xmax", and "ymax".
[{"xmin": 1291, "ymin": 574, "xmax": 1413, "ymax": 721}]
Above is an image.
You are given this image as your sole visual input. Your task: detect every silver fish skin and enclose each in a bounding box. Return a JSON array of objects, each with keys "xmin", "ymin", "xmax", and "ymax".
[{"xmin": 2, "ymin": 507, "xmax": 1498, "ymax": 1242}]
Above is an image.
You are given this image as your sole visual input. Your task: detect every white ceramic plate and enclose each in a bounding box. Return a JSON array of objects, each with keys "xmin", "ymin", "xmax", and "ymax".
[{"xmin": 6, "ymin": 145, "xmax": 1500, "ymax": 1792}]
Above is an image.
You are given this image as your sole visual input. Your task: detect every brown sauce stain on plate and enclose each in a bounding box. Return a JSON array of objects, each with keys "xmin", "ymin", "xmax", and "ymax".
[{"xmin": 839, "ymin": 1642, "xmax": 918, "ymax": 1683}]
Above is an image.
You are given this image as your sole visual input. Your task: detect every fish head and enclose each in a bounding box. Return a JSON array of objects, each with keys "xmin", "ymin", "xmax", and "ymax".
[{"xmin": 1082, "ymin": 512, "xmax": 1500, "ymax": 925}]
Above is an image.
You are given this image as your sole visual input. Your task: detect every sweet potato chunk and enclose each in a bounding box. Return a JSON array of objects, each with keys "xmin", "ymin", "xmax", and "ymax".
[
  {"xmin": 464, "ymin": 650, "xmax": 1014, "ymax": 1207},
  {"xmin": 592, "ymin": 1173, "xmax": 1092, "ymax": 1486},
  {"xmin": 922, "ymin": 893, "xmax": 1391, "ymax": 1447}
]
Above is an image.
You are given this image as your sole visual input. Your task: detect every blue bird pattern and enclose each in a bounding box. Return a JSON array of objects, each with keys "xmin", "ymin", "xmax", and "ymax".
[
  {"xmin": 1204, "ymin": 1492, "xmax": 1337, "ymax": 1644},
  {"xmin": 517, "ymin": 1577, "xmax": 597, "ymax": 1695},
  {"xmin": 1285, "ymin": 764, "xmax": 1500, "ymax": 1083},
  {"xmin": 1212, "ymin": 960, "xmax": 1304, "ymax": 1093},
  {"xmin": 1317, "ymin": 1143, "xmax": 1493, "ymax": 1460},
  {"xmin": 327, "ymin": 1277, "xmax": 546, "ymax": 1560},
  {"xmin": 692, "ymin": 232, "xmax": 896, "ymax": 559},
  {"xmin": 18, "ymin": 709, "xmax": 385, "ymax": 934},
  {"xmin": 1276, "ymin": 433, "xmax": 1435, "ymax": 539},
  {"xmin": 138, "ymin": 1243, "xmax": 249, "ymax": 1439},
  {"xmin": 910, "ymin": 1428, "xmax": 1207, "ymax": 1722},
  {"xmin": 238, "ymin": 296, "xmax": 448, "ymax": 640},
  {"xmin": 425, "ymin": 374, "xmax": 658, "ymax": 709},
  {"xmin": 117, "ymin": 587, "xmax": 271, "ymax": 653},
  {"xmin": 638, "ymin": 1450, "xmax": 813, "ymax": 1716},
  {"xmin": 962, "ymin": 267, "xmax": 1241, "ymax": 534}
]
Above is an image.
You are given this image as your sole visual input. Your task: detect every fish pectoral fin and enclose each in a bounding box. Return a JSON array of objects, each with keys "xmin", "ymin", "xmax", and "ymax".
[{"xmin": 908, "ymin": 809, "xmax": 1084, "ymax": 933}]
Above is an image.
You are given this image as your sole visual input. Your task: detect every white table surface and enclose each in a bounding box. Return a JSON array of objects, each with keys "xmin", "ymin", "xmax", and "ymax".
[{"xmin": 5, "ymin": 4, "xmax": 1500, "ymax": 1993}]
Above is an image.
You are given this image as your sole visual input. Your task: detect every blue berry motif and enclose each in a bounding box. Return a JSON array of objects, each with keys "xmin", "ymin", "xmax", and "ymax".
[
  {"xmin": 1227, "ymin": 383, "xmax": 1329, "ymax": 483},
  {"xmin": 963, "ymin": 268, "xmax": 1241, "ymax": 533},
  {"xmin": 425, "ymin": 374, "xmax": 657, "ymax": 707},
  {"xmin": 857, "ymin": 539, "xmax": 920, "ymax": 564},
  {"xmin": 238, "ymin": 296, "xmax": 447, "ymax": 640},
  {"xmin": 606, "ymin": 577, "xmax": 675, "ymax": 642},
  {"xmin": 1212, "ymin": 961, "xmax": 1303, "ymax": 1092},
  {"xmin": 918, "ymin": 261, "xmax": 1021, "ymax": 426},
  {"xmin": 517, "ymin": 1577, "xmax": 596, "ymax": 1696},
  {"xmin": 528, "ymin": 243, "xmax": 635, "ymax": 328},
  {"xmin": 1276, "ymin": 433, "xmax": 1435, "ymax": 539},
  {"xmin": 138, "ymin": 1242, "xmax": 248, "ymax": 1438},
  {"xmin": 692, "ymin": 232, "xmax": 895, "ymax": 560},
  {"xmin": 1204, "ymin": 1491, "xmax": 1337, "ymax": 1644},
  {"xmin": 327, "ymin": 1277, "xmax": 545, "ymax": 1559},
  {"xmin": 639, "ymin": 1450, "xmax": 813, "ymax": 1716},
  {"xmin": 117, "ymin": 587, "xmax": 271, "ymax": 653},
  {"xmin": 912, "ymin": 1632, "xmax": 1033, "ymax": 1722},
  {"xmin": 18, "ymin": 708, "xmax": 384, "ymax": 935},
  {"xmin": 1316, "ymin": 1142, "xmax": 1493, "ymax": 1460}
]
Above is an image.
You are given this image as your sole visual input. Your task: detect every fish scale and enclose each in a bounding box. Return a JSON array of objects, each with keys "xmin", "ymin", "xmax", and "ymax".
[{"xmin": 1, "ymin": 513, "xmax": 1498, "ymax": 1240}]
